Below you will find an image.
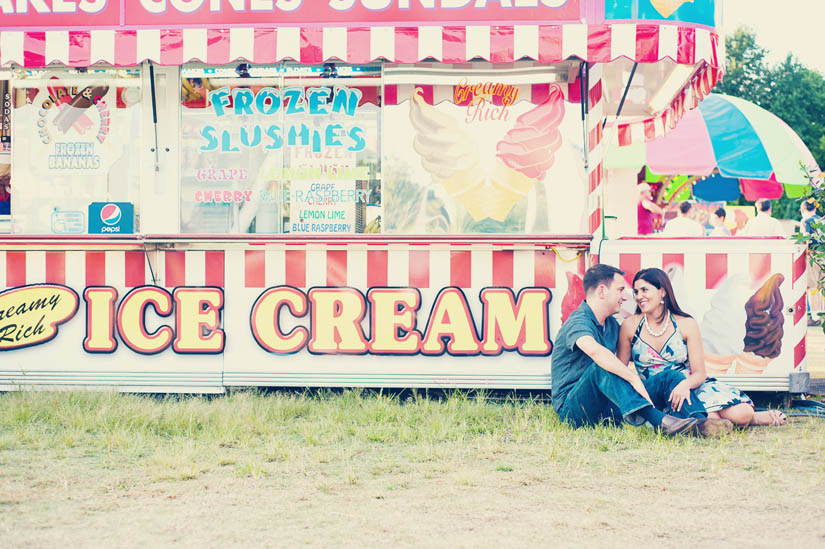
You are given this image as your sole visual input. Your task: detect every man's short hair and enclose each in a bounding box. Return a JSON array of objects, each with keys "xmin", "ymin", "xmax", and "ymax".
[
  {"xmin": 679, "ymin": 201, "xmax": 693, "ymax": 215},
  {"xmin": 758, "ymin": 199, "xmax": 772, "ymax": 212},
  {"xmin": 714, "ymin": 207, "xmax": 726, "ymax": 219},
  {"xmin": 803, "ymin": 199, "xmax": 817, "ymax": 213},
  {"xmin": 583, "ymin": 264, "xmax": 625, "ymax": 294}
]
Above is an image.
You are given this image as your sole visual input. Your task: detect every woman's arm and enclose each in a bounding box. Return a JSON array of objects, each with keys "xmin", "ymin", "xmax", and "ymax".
[{"xmin": 641, "ymin": 198, "xmax": 663, "ymax": 216}]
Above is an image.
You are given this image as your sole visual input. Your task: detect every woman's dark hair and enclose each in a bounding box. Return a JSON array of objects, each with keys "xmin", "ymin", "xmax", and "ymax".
[
  {"xmin": 632, "ymin": 268, "xmax": 692, "ymax": 322},
  {"xmin": 714, "ymin": 207, "xmax": 726, "ymax": 219}
]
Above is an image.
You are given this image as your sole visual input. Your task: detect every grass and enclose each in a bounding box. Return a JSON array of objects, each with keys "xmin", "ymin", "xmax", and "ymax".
[{"xmin": 1, "ymin": 390, "xmax": 825, "ymax": 546}]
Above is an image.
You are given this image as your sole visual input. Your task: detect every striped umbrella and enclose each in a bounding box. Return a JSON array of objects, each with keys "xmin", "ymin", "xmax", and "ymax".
[{"xmin": 606, "ymin": 94, "xmax": 820, "ymax": 200}]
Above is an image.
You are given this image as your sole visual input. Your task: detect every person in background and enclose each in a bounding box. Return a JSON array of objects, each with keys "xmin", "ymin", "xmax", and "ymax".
[
  {"xmin": 708, "ymin": 207, "xmax": 731, "ymax": 236},
  {"xmin": 800, "ymin": 198, "xmax": 820, "ymax": 236},
  {"xmin": 741, "ymin": 199, "xmax": 785, "ymax": 237},
  {"xmin": 662, "ymin": 201, "xmax": 704, "ymax": 237},
  {"xmin": 637, "ymin": 182, "xmax": 663, "ymax": 236}
]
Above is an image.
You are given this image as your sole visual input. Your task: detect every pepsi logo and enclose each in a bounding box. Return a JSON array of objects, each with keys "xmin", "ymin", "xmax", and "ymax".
[{"xmin": 100, "ymin": 203, "xmax": 122, "ymax": 226}]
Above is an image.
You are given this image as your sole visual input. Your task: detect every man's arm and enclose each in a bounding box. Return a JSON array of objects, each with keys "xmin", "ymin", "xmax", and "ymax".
[{"xmin": 575, "ymin": 335, "xmax": 654, "ymax": 404}]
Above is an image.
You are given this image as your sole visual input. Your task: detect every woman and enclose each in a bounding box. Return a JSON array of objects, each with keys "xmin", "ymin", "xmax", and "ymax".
[{"xmin": 617, "ymin": 268, "xmax": 787, "ymax": 427}]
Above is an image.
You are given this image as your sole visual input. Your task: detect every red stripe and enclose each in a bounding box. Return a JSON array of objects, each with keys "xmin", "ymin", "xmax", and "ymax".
[
  {"xmin": 6, "ymin": 252, "xmax": 25, "ymax": 287},
  {"xmin": 794, "ymin": 338, "xmax": 806, "ymax": 369},
  {"xmin": 793, "ymin": 252, "xmax": 807, "ymax": 286},
  {"xmin": 538, "ymin": 25, "xmax": 562, "ymax": 62},
  {"xmin": 705, "ymin": 253, "xmax": 727, "ymax": 289},
  {"xmin": 165, "ymin": 251, "xmax": 185, "ymax": 288},
  {"xmin": 588, "ymin": 168, "xmax": 600, "ymax": 193},
  {"xmin": 534, "ymin": 250, "xmax": 556, "ymax": 289},
  {"xmin": 662, "ymin": 253, "xmax": 684, "ymax": 270},
  {"xmin": 384, "ymin": 83, "xmax": 398, "ymax": 106},
  {"xmin": 300, "ymin": 27, "xmax": 323, "ymax": 64},
  {"xmin": 710, "ymin": 32, "xmax": 720, "ymax": 67},
  {"xmin": 587, "ymin": 24, "xmax": 611, "ymax": 63},
  {"xmin": 492, "ymin": 250, "xmax": 513, "ymax": 287},
  {"xmin": 23, "ymin": 32, "xmax": 46, "ymax": 67},
  {"xmin": 285, "ymin": 250, "xmax": 306, "ymax": 287},
  {"xmin": 367, "ymin": 250, "xmax": 388, "ymax": 287},
  {"xmin": 749, "ymin": 253, "xmax": 771, "ymax": 288},
  {"xmin": 619, "ymin": 254, "xmax": 641, "ymax": 286},
  {"xmin": 442, "ymin": 26, "xmax": 466, "ymax": 63},
  {"xmin": 205, "ymin": 251, "xmax": 224, "ymax": 288},
  {"xmin": 618, "ymin": 124, "xmax": 632, "ymax": 146},
  {"xmin": 347, "ymin": 27, "xmax": 371, "ymax": 64},
  {"xmin": 676, "ymin": 27, "xmax": 696, "ymax": 65},
  {"xmin": 45, "ymin": 251, "xmax": 65, "ymax": 285},
  {"xmin": 253, "ymin": 28, "xmax": 277, "ymax": 63},
  {"xmin": 125, "ymin": 251, "xmax": 144, "ymax": 288},
  {"xmin": 395, "ymin": 27, "xmax": 419, "ymax": 64},
  {"xmin": 450, "ymin": 250, "xmax": 471, "ymax": 288},
  {"xmin": 589, "ymin": 208, "xmax": 602, "ymax": 234},
  {"xmin": 795, "ymin": 293, "xmax": 806, "ymax": 325},
  {"xmin": 409, "ymin": 249, "xmax": 430, "ymax": 289},
  {"xmin": 207, "ymin": 28, "xmax": 231, "ymax": 65},
  {"xmin": 327, "ymin": 250, "xmax": 347, "ymax": 286},
  {"xmin": 588, "ymin": 79, "xmax": 603, "ymax": 107},
  {"xmin": 245, "ymin": 250, "xmax": 265, "ymax": 288},
  {"xmin": 68, "ymin": 31, "xmax": 91, "ymax": 66},
  {"xmin": 490, "ymin": 26, "xmax": 514, "ymax": 63},
  {"xmin": 643, "ymin": 119, "xmax": 656, "ymax": 140},
  {"xmin": 567, "ymin": 77, "xmax": 581, "ymax": 104},
  {"xmin": 85, "ymin": 251, "xmax": 106, "ymax": 286},
  {"xmin": 114, "ymin": 30, "xmax": 137, "ymax": 66},
  {"xmin": 531, "ymin": 83, "xmax": 549, "ymax": 104},
  {"xmin": 160, "ymin": 29, "xmax": 183, "ymax": 65},
  {"xmin": 635, "ymin": 25, "xmax": 659, "ymax": 62}
]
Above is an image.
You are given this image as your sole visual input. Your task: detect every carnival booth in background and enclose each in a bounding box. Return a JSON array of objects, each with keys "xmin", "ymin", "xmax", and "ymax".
[{"xmin": 3, "ymin": 0, "xmax": 802, "ymax": 394}]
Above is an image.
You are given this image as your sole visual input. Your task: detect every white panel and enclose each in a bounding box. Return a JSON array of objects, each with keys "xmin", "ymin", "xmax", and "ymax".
[
  {"xmin": 106, "ymin": 251, "xmax": 126, "ymax": 288},
  {"xmin": 136, "ymin": 29, "xmax": 161, "ymax": 63},
  {"xmin": 387, "ymin": 247, "xmax": 409, "ymax": 287},
  {"xmin": 45, "ymin": 31, "xmax": 69, "ymax": 65},
  {"xmin": 322, "ymin": 27, "xmax": 347, "ymax": 61},
  {"xmin": 418, "ymin": 26, "xmax": 442, "ymax": 61},
  {"xmin": 26, "ymin": 251, "xmax": 45, "ymax": 285},
  {"xmin": 657, "ymin": 24, "xmax": 678, "ymax": 62},
  {"xmin": 694, "ymin": 28, "xmax": 711, "ymax": 63},
  {"xmin": 513, "ymin": 249, "xmax": 535, "ymax": 289},
  {"xmin": 185, "ymin": 250, "xmax": 205, "ymax": 286},
  {"xmin": 472, "ymin": 249, "xmax": 492, "ymax": 289},
  {"xmin": 682, "ymin": 252, "xmax": 708, "ymax": 320},
  {"xmin": 639, "ymin": 250, "xmax": 662, "ymax": 271},
  {"xmin": 305, "ymin": 248, "xmax": 326, "ymax": 288},
  {"xmin": 90, "ymin": 30, "xmax": 114, "ymax": 65},
  {"xmin": 276, "ymin": 26, "xmax": 300, "ymax": 62},
  {"xmin": 429, "ymin": 248, "xmax": 450, "ymax": 290},
  {"xmin": 64, "ymin": 251, "xmax": 85, "ymax": 292},
  {"xmin": 0, "ymin": 32, "xmax": 23, "ymax": 65},
  {"xmin": 266, "ymin": 249, "xmax": 286, "ymax": 287},
  {"xmin": 465, "ymin": 25, "xmax": 490, "ymax": 61},
  {"xmin": 347, "ymin": 248, "xmax": 367, "ymax": 289},
  {"xmin": 0, "ymin": 251, "xmax": 6, "ymax": 289},
  {"xmin": 561, "ymin": 24, "xmax": 587, "ymax": 61},
  {"xmin": 182, "ymin": 28, "xmax": 207, "ymax": 63},
  {"xmin": 229, "ymin": 27, "xmax": 255, "ymax": 62},
  {"xmin": 370, "ymin": 26, "xmax": 394, "ymax": 61},
  {"xmin": 513, "ymin": 25, "xmax": 539, "ymax": 61},
  {"xmin": 610, "ymin": 24, "xmax": 636, "ymax": 61}
]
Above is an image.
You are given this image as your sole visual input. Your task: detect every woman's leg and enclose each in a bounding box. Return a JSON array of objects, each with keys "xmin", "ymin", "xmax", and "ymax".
[{"xmin": 716, "ymin": 403, "xmax": 755, "ymax": 427}]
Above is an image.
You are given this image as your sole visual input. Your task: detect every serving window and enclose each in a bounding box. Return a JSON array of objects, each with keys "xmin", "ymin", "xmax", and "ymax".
[
  {"xmin": 180, "ymin": 63, "xmax": 382, "ymax": 234},
  {"xmin": 10, "ymin": 67, "xmax": 142, "ymax": 234}
]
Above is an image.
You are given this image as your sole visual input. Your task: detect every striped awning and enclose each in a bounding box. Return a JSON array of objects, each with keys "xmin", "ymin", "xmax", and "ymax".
[{"xmin": 0, "ymin": 24, "xmax": 722, "ymax": 69}]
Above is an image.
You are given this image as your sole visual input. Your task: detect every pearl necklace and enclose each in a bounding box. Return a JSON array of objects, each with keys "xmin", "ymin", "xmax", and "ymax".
[{"xmin": 644, "ymin": 311, "xmax": 671, "ymax": 338}]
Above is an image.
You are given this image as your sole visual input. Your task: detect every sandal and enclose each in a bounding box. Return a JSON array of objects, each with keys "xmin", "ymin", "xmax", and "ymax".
[{"xmin": 751, "ymin": 409, "xmax": 788, "ymax": 426}]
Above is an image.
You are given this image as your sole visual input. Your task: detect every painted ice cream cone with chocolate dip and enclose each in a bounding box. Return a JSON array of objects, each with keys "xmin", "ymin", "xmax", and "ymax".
[
  {"xmin": 736, "ymin": 273, "xmax": 785, "ymax": 374},
  {"xmin": 701, "ymin": 274, "xmax": 751, "ymax": 375}
]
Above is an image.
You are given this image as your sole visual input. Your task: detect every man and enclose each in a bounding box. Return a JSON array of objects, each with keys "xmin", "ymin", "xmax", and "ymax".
[
  {"xmin": 800, "ymin": 199, "xmax": 820, "ymax": 236},
  {"xmin": 662, "ymin": 201, "xmax": 704, "ymax": 237},
  {"xmin": 741, "ymin": 199, "xmax": 785, "ymax": 237},
  {"xmin": 551, "ymin": 264, "xmax": 732, "ymax": 436},
  {"xmin": 709, "ymin": 207, "xmax": 731, "ymax": 236}
]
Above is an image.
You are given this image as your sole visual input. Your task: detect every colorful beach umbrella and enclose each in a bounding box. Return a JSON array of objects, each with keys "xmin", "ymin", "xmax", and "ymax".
[{"xmin": 605, "ymin": 94, "xmax": 820, "ymax": 200}]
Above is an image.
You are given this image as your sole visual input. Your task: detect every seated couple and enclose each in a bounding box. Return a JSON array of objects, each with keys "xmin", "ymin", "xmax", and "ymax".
[{"xmin": 551, "ymin": 264, "xmax": 788, "ymax": 436}]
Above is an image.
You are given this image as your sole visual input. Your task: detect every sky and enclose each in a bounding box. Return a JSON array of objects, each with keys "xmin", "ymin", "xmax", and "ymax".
[{"xmin": 724, "ymin": 0, "xmax": 825, "ymax": 73}]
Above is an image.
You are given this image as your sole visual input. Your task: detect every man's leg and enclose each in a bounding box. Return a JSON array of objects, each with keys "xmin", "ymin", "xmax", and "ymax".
[
  {"xmin": 557, "ymin": 363, "xmax": 654, "ymax": 428},
  {"xmin": 642, "ymin": 370, "xmax": 707, "ymax": 419}
]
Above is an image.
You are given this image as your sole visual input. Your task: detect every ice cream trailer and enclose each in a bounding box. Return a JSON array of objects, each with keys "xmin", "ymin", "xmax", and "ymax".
[{"xmin": 1, "ymin": 0, "xmax": 803, "ymax": 394}]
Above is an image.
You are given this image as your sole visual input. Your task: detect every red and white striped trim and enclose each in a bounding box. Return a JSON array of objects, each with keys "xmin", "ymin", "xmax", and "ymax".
[
  {"xmin": 586, "ymin": 63, "xmax": 605, "ymax": 262},
  {"xmin": 0, "ymin": 24, "xmax": 722, "ymax": 68}
]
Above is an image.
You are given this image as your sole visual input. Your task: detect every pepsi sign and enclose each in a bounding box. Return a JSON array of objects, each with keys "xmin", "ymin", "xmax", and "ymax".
[{"xmin": 88, "ymin": 202, "xmax": 134, "ymax": 234}]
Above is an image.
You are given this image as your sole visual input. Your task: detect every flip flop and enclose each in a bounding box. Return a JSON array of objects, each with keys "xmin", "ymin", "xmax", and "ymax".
[{"xmin": 752, "ymin": 409, "xmax": 788, "ymax": 426}]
